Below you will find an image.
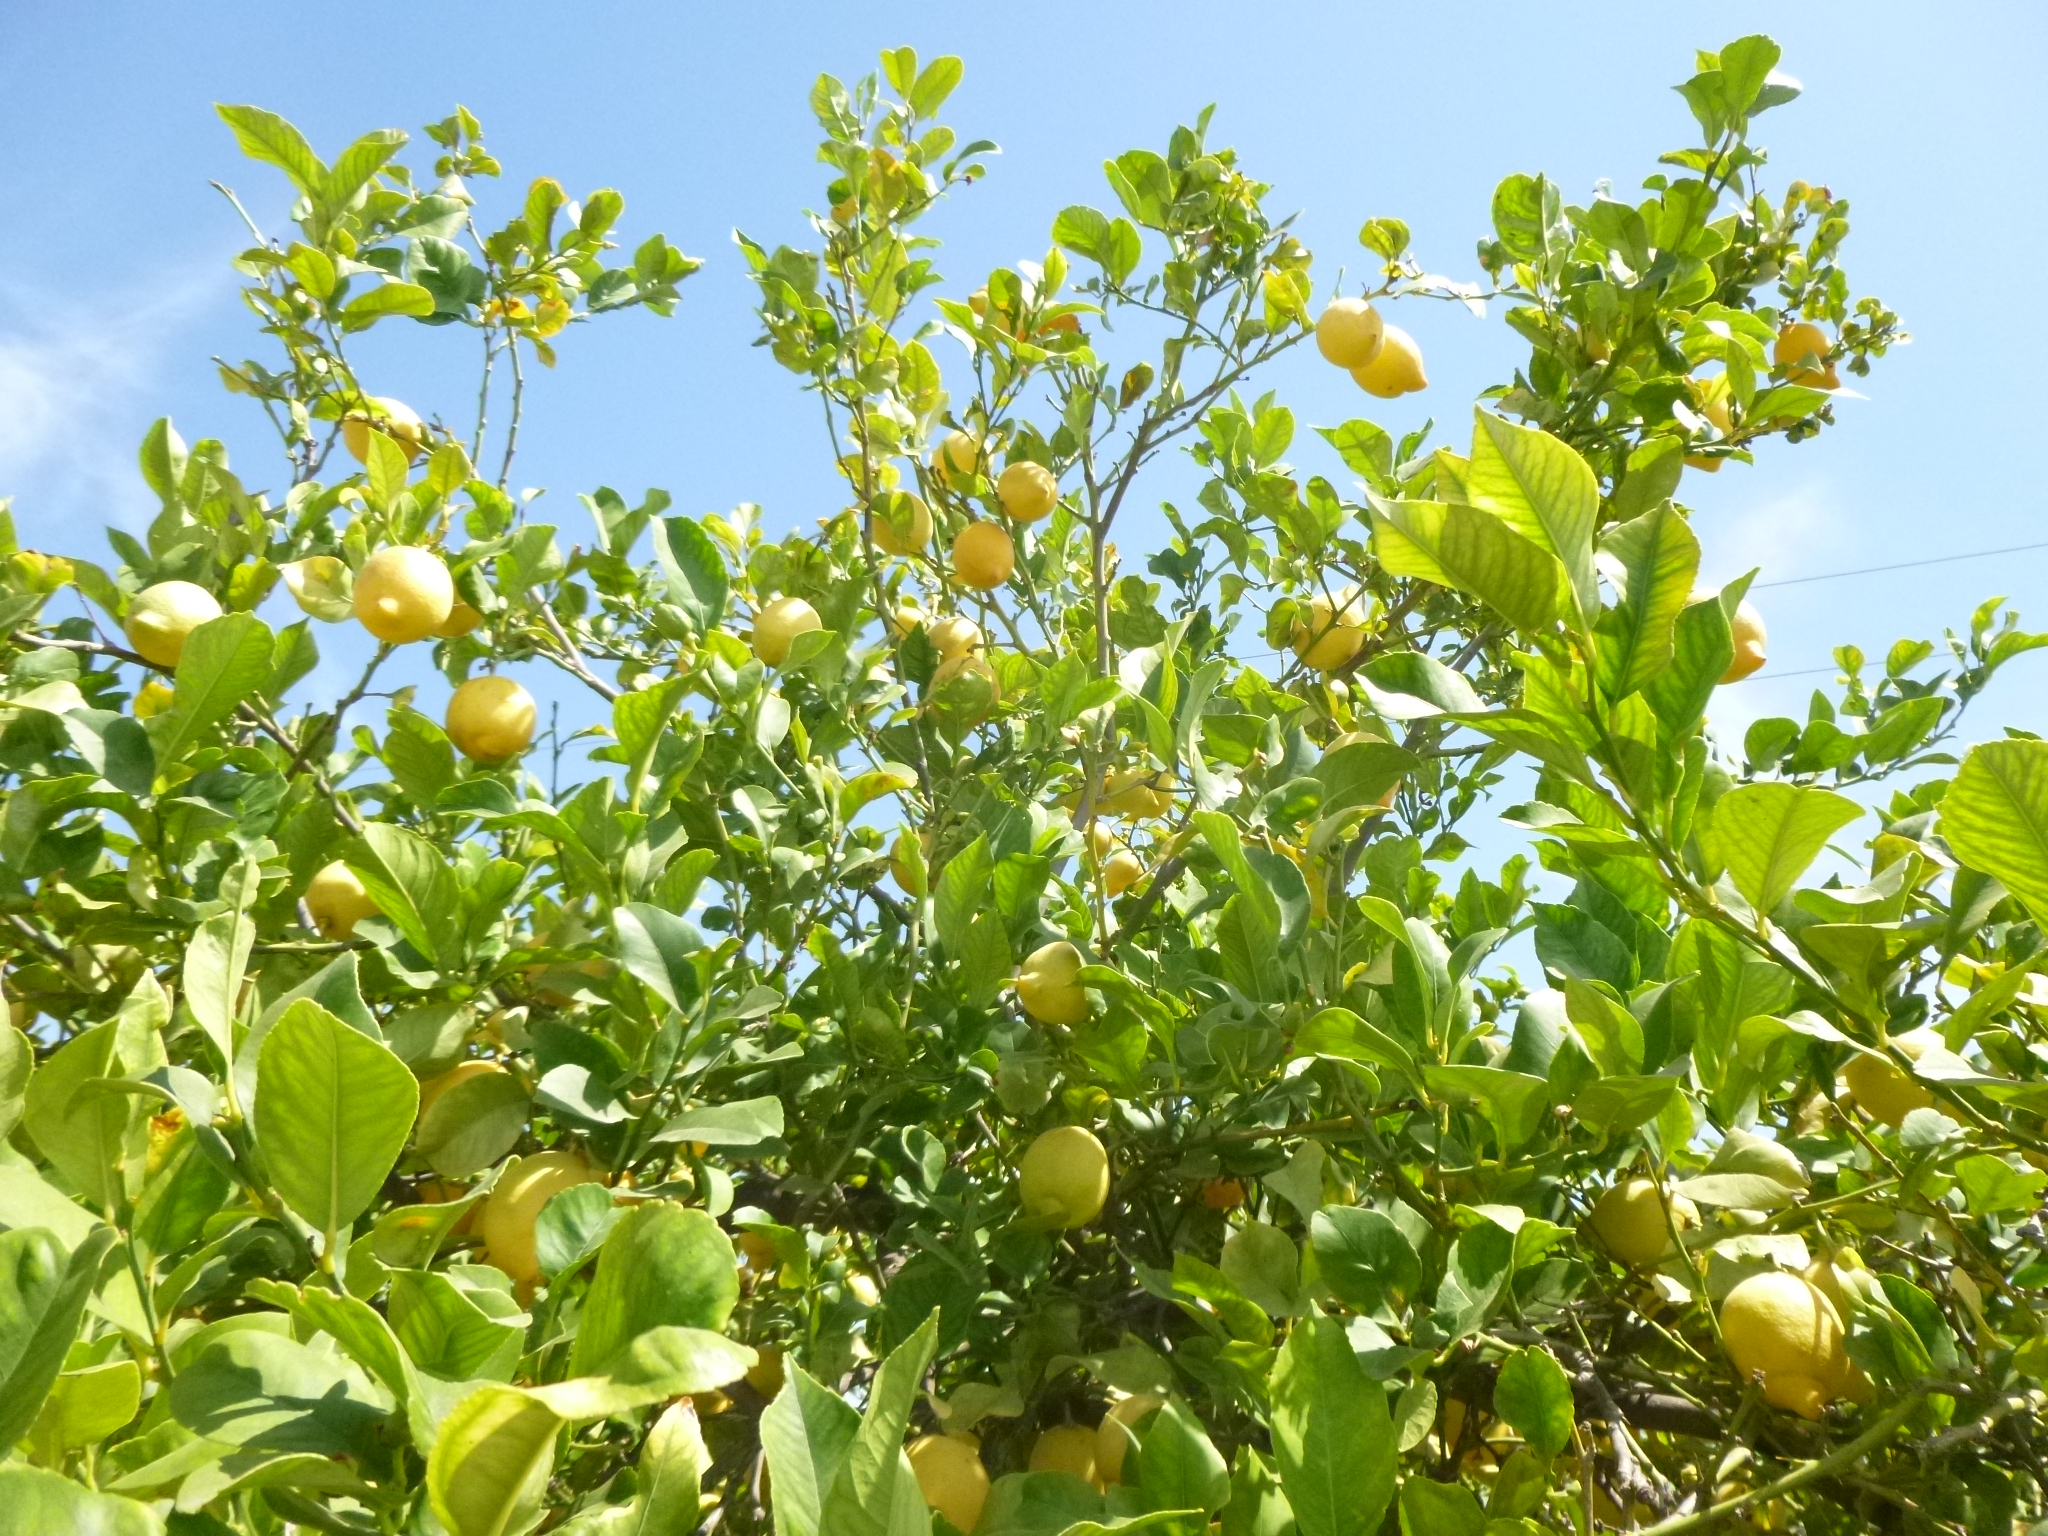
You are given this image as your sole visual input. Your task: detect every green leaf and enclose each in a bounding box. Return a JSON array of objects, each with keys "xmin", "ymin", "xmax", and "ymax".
[
  {"xmin": 346, "ymin": 822, "xmax": 464, "ymax": 971},
  {"xmin": 1220, "ymin": 1223, "xmax": 1302, "ymax": 1319},
  {"xmin": 340, "ymin": 281, "xmax": 437, "ymax": 330},
  {"xmin": 389, "ymin": 1268, "xmax": 522, "ymax": 1380},
  {"xmin": 321, "ymin": 128, "xmax": 407, "ymax": 213},
  {"xmin": 415, "ymin": 1067, "xmax": 529, "ymax": 1178},
  {"xmin": 1573, "ymin": 1074, "xmax": 1678, "ymax": 1133},
  {"xmin": 614, "ymin": 902, "xmax": 705, "ymax": 1013},
  {"xmin": 1140, "ymin": 1396, "xmax": 1231, "ymax": 1515},
  {"xmin": 759, "ymin": 1363, "xmax": 863, "ymax": 1536},
  {"xmin": 652, "ymin": 1095, "xmax": 785, "ymax": 1147},
  {"xmin": 1397, "ymin": 1477, "xmax": 1485, "ymax": 1536},
  {"xmin": 907, "ymin": 56, "xmax": 963, "ymax": 117},
  {"xmin": 0, "ymin": 1465, "xmax": 163, "ymax": 1536},
  {"xmin": 1595, "ymin": 503, "xmax": 1699, "ymax": 702},
  {"xmin": 653, "ymin": 516, "xmax": 730, "ymax": 634},
  {"xmin": 1704, "ymin": 783, "xmax": 1862, "ymax": 914},
  {"xmin": 0, "ymin": 1018, "xmax": 30, "ymax": 1141},
  {"xmin": 216, "ymin": 104, "xmax": 327, "ymax": 194},
  {"xmin": 1646, "ymin": 591, "xmax": 1736, "ymax": 736},
  {"xmin": 1492, "ymin": 1346, "xmax": 1574, "ymax": 1459},
  {"xmin": 1939, "ymin": 740, "xmax": 2048, "ymax": 924},
  {"xmin": 29, "ymin": 1358, "xmax": 141, "ymax": 1457},
  {"xmin": 153, "ymin": 612, "xmax": 274, "ymax": 766},
  {"xmin": 255, "ymin": 1000, "xmax": 418, "ymax": 1239},
  {"xmin": 1269, "ymin": 1315, "xmax": 1395, "ymax": 1536},
  {"xmin": 1309, "ymin": 1207, "xmax": 1421, "ymax": 1315},
  {"xmin": 168, "ymin": 1329, "xmax": 388, "ymax": 1453},
  {"xmin": 818, "ymin": 1312, "xmax": 940, "ymax": 1536},
  {"xmin": 1368, "ymin": 500, "xmax": 1562, "ymax": 635},
  {"xmin": 0, "ymin": 1226, "xmax": 115, "ymax": 1448},
  {"xmin": 1466, "ymin": 410, "xmax": 1600, "ymax": 626},
  {"xmin": 183, "ymin": 906, "xmax": 255, "ymax": 1075},
  {"xmin": 1356, "ymin": 651, "xmax": 1483, "ymax": 719},
  {"xmin": 428, "ymin": 1384, "xmax": 562, "ymax": 1536},
  {"xmin": 569, "ymin": 1202, "xmax": 740, "ymax": 1377},
  {"xmin": 531, "ymin": 1326, "xmax": 754, "ymax": 1418}
]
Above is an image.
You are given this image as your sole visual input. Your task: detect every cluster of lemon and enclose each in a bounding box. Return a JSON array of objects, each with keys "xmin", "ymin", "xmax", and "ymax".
[
  {"xmin": 908, "ymin": 1390, "xmax": 1161, "ymax": 1532},
  {"xmin": 1313, "ymin": 296, "xmax": 1427, "ymax": 398},
  {"xmin": 121, "ymin": 403, "xmax": 540, "ymax": 942},
  {"xmin": 1689, "ymin": 320, "xmax": 1841, "ymax": 473}
]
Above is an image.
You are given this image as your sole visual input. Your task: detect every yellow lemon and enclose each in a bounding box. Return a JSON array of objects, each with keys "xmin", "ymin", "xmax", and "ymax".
[
  {"xmin": 124, "ymin": 580, "xmax": 222, "ymax": 668},
  {"xmin": 1290, "ymin": 587, "xmax": 1367, "ymax": 672},
  {"xmin": 342, "ymin": 396, "xmax": 428, "ymax": 464},
  {"xmin": 1097, "ymin": 768, "xmax": 1173, "ymax": 820},
  {"xmin": 890, "ymin": 828, "xmax": 932, "ymax": 895},
  {"xmin": 478, "ymin": 1150, "xmax": 603, "ymax": 1293},
  {"xmin": 933, "ymin": 431, "xmax": 985, "ymax": 489},
  {"xmin": 745, "ymin": 1344, "xmax": 786, "ymax": 1399},
  {"xmin": 305, "ymin": 861, "xmax": 378, "ymax": 939},
  {"xmin": 1103, "ymin": 849, "xmax": 1144, "ymax": 897},
  {"xmin": 873, "ymin": 495, "xmax": 934, "ymax": 555},
  {"xmin": 417, "ymin": 1060, "xmax": 506, "ymax": 1123},
  {"xmin": 437, "ymin": 600, "xmax": 484, "ymax": 638},
  {"xmin": 1016, "ymin": 940, "xmax": 1089, "ymax": 1025},
  {"xmin": 1018, "ymin": 1124, "xmax": 1111, "ymax": 1228},
  {"xmin": 354, "ymin": 546, "xmax": 455, "ymax": 644},
  {"xmin": 132, "ymin": 678, "xmax": 176, "ymax": 719},
  {"xmin": 1349, "ymin": 324, "xmax": 1427, "ymax": 397},
  {"xmin": 951, "ymin": 523, "xmax": 1015, "ymax": 589},
  {"xmin": 446, "ymin": 675, "xmax": 538, "ymax": 764},
  {"xmin": 1842, "ymin": 1027, "xmax": 1941, "ymax": 1126},
  {"xmin": 1695, "ymin": 373, "xmax": 1735, "ymax": 436},
  {"xmin": 1028, "ymin": 1424, "xmax": 1100, "ymax": 1485},
  {"xmin": 926, "ymin": 615, "xmax": 984, "ymax": 658},
  {"xmin": 1721, "ymin": 599, "xmax": 1767, "ymax": 684},
  {"xmin": 907, "ymin": 1434, "xmax": 989, "ymax": 1534},
  {"xmin": 1774, "ymin": 322, "xmax": 1838, "ymax": 390},
  {"xmin": 1314, "ymin": 297, "xmax": 1385, "ymax": 369},
  {"xmin": 929, "ymin": 653, "xmax": 1001, "ymax": 724},
  {"xmin": 888, "ymin": 603, "xmax": 928, "ymax": 641},
  {"xmin": 996, "ymin": 461, "xmax": 1060, "ymax": 523},
  {"xmin": 754, "ymin": 596, "xmax": 823, "ymax": 666},
  {"xmin": 1096, "ymin": 1395, "xmax": 1162, "ymax": 1485},
  {"xmin": 1719, "ymin": 1270, "xmax": 1852, "ymax": 1420},
  {"xmin": 1588, "ymin": 1178, "xmax": 1700, "ymax": 1269}
]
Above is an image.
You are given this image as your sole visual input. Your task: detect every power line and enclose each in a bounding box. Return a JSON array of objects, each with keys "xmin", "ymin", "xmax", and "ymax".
[{"xmin": 1751, "ymin": 540, "xmax": 2048, "ymax": 589}]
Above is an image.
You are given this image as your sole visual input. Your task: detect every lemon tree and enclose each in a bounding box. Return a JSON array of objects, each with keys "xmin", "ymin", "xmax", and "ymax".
[{"xmin": 3, "ymin": 34, "xmax": 2048, "ymax": 1536}]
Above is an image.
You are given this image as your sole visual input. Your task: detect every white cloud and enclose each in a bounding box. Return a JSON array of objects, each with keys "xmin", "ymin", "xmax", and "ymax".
[{"xmin": 0, "ymin": 267, "xmax": 221, "ymax": 539}]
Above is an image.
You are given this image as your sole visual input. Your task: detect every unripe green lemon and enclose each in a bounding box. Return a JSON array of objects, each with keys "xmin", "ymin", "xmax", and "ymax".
[
  {"xmin": 907, "ymin": 1434, "xmax": 989, "ymax": 1534},
  {"xmin": 1016, "ymin": 940, "xmax": 1089, "ymax": 1025},
  {"xmin": 753, "ymin": 596, "xmax": 823, "ymax": 666},
  {"xmin": 1315, "ymin": 296, "xmax": 1385, "ymax": 369},
  {"xmin": 446, "ymin": 675, "xmax": 538, "ymax": 763},
  {"xmin": 354, "ymin": 546, "xmax": 454, "ymax": 644},
  {"xmin": 996, "ymin": 461, "xmax": 1060, "ymax": 523},
  {"xmin": 1719, "ymin": 1270, "xmax": 1852, "ymax": 1420},
  {"xmin": 1018, "ymin": 1124, "xmax": 1110, "ymax": 1228},
  {"xmin": 1588, "ymin": 1178, "xmax": 1699, "ymax": 1269},
  {"xmin": 951, "ymin": 523, "xmax": 1015, "ymax": 589},
  {"xmin": 124, "ymin": 580, "xmax": 222, "ymax": 668},
  {"xmin": 1349, "ymin": 324, "xmax": 1427, "ymax": 398},
  {"xmin": 305, "ymin": 861, "xmax": 377, "ymax": 939}
]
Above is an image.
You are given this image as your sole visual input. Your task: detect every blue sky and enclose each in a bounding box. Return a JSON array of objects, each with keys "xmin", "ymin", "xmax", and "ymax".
[{"xmin": 3, "ymin": 2, "xmax": 2046, "ymax": 758}]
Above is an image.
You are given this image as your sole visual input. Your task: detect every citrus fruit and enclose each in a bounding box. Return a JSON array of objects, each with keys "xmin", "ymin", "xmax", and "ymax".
[
  {"xmin": 417, "ymin": 1060, "xmax": 506, "ymax": 1122},
  {"xmin": 1291, "ymin": 587, "xmax": 1367, "ymax": 671},
  {"xmin": 354, "ymin": 546, "xmax": 455, "ymax": 644},
  {"xmin": 132, "ymin": 678, "xmax": 175, "ymax": 719},
  {"xmin": 1096, "ymin": 1395, "xmax": 1163, "ymax": 1485},
  {"xmin": 996, "ymin": 461, "xmax": 1060, "ymax": 523},
  {"xmin": 1314, "ymin": 296, "xmax": 1385, "ymax": 369},
  {"xmin": 1102, "ymin": 849, "xmax": 1143, "ymax": 897},
  {"xmin": 745, "ymin": 1344, "xmax": 786, "ymax": 1398},
  {"xmin": 907, "ymin": 1434, "xmax": 989, "ymax": 1534},
  {"xmin": 889, "ymin": 603, "xmax": 928, "ymax": 641},
  {"xmin": 1588, "ymin": 1178, "xmax": 1700, "ymax": 1269},
  {"xmin": 1349, "ymin": 324, "xmax": 1427, "ymax": 397},
  {"xmin": 951, "ymin": 523, "xmax": 1015, "ymax": 589},
  {"xmin": 753, "ymin": 596, "xmax": 823, "ymax": 666},
  {"xmin": 446, "ymin": 675, "xmax": 538, "ymax": 763},
  {"xmin": 1719, "ymin": 1270, "xmax": 1852, "ymax": 1419},
  {"xmin": 1097, "ymin": 768, "xmax": 1173, "ymax": 819},
  {"xmin": 1202, "ymin": 1179, "xmax": 1246, "ymax": 1211},
  {"xmin": 929, "ymin": 653, "xmax": 1001, "ymax": 724},
  {"xmin": 437, "ymin": 600, "xmax": 484, "ymax": 638},
  {"xmin": 1694, "ymin": 373, "xmax": 1735, "ymax": 436},
  {"xmin": 305, "ymin": 861, "xmax": 377, "ymax": 939},
  {"xmin": 124, "ymin": 580, "xmax": 221, "ymax": 668},
  {"xmin": 478, "ymin": 1150, "xmax": 604, "ymax": 1292},
  {"xmin": 1774, "ymin": 322, "xmax": 1838, "ymax": 389},
  {"xmin": 342, "ymin": 397, "xmax": 427, "ymax": 464},
  {"xmin": 933, "ymin": 431, "xmax": 985, "ymax": 489},
  {"xmin": 872, "ymin": 495, "xmax": 933, "ymax": 555},
  {"xmin": 1843, "ymin": 1027, "xmax": 1941, "ymax": 1126},
  {"xmin": 1018, "ymin": 1124, "xmax": 1110, "ymax": 1228},
  {"xmin": 890, "ymin": 829, "xmax": 932, "ymax": 895},
  {"xmin": 927, "ymin": 615, "xmax": 984, "ymax": 658},
  {"xmin": 1016, "ymin": 940, "xmax": 1090, "ymax": 1026},
  {"xmin": 1721, "ymin": 599, "xmax": 1767, "ymax": 683},
  {"xmin": 1028, "ymin": 1424, "xmax": 1099, "ymax": 1485},
  {"xmin": 736, "ymin": 1232, "xmax": 779, "ymax": 1275}
]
